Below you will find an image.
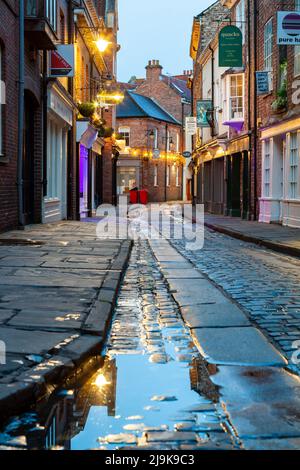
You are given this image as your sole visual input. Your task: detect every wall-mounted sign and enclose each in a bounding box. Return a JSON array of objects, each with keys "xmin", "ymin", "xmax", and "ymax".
[
  {"xmin": 182, "ymin": 151, "xmax": 192, "ymax": 158},
  {"xmin": 196, "ymin": 100, "xmax": 212, "ymax": 128},
  {"xmin": 50, "ymin": 45, "xmax": 74, "ymax": 77},
  {"xmin": 185, "ymin": 117, "xmax": 197, "ymax": 136},
  {"xmin": 48, "ymin": 89, "xmax": 73, "ymax": 126},
  {"xmin": 277, "ymin": 11, "xmax": 300, "ymax": 45},
  {"xmin": 256, "ymin": 71, "xmax": 270, "ymax": 95},
  {"xmin": 219, "ymin": 25, "xmax": 243, "ymax": 67}
]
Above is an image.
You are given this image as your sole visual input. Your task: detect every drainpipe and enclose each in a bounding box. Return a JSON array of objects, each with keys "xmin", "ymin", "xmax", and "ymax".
[
  {"xmin": 209, "ymin": 45, "xmax": 215, "ymax": 212},
  {"xmin": 209, "ymin": 45, "xmax": 215, "ymax": 138},
  {"xmin": 165, "ymin": 124, "xmax": 168, "ymax": 202},
  {"xmin": 17, "ymin": 0, "xmax": 25, "ymax": 227}
]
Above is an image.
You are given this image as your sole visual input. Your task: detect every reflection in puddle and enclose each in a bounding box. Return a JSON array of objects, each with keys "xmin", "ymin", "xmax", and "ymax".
[{"xmin": 0, "ymin": 242, "xmax": 237, "ymax": 450}]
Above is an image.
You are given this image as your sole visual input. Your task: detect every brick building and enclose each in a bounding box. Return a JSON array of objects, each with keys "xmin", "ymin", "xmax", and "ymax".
[
  {"xmin": 116, "ymin": 90, "xmax": 184, "ymax": 203},
  {"xmin": 0, "ymin": 0, "xmax": 44, "ymax": 231},
  {"xmin": 190, "ymin": 0, "xmax": 256, "ymax": 219},
  {"xmin": 126, "ymin": 61, "xmax": 193, "ymax": 201},
  {"xmin": 190, "ymin": 0, "xmax": 300, "ymax": 228},
  {"xmin": 0, "ymin": 0, "xmax": 119, "ymax": 233}
]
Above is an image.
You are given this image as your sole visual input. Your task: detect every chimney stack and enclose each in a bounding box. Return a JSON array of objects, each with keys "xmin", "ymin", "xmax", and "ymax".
[{"xmin": 146, "ymin": 59, "xmax": 163, "ymax": 82}]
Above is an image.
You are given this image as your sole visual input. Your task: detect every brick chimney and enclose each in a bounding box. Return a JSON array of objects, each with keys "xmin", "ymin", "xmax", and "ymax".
[{"xmin": 146, "ymin": 60, "xmax": 163, "ymax": 82}]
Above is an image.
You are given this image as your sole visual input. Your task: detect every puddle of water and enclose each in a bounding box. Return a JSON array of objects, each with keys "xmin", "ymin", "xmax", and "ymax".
[{"xmin": 0, "ymin": 242, "xmax": 235, "ymax": 451}]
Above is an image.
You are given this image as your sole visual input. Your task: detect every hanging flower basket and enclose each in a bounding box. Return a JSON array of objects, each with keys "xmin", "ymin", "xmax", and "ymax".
[{"xmin": 77, "ymin": 102, "xmax": 96, "ymax": 119}]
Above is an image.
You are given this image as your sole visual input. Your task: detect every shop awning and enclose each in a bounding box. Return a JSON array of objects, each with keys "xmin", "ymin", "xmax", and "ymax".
[{"xmin": 223, "ymin": 121, "xmax": 244, "ymax": 133}]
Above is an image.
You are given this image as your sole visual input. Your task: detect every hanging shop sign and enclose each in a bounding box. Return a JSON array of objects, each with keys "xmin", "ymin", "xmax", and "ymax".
[
  {"xmin": 256, "ymin": 71, "xmax": 270, "ymax": 95},
  {"xmin": 50, "ymin": 45, "xmax": 74, "ymax": 77},
  {"xmin": 219, "ymin": 25, "xmax": 243, "ymax": 67},
  {"xmin": 196, "ymin": 100, "xmax": 212, "ymax": 128},
  {"xmin": 277, "ymin": 11, "xmax": 300, "ymax": 45},
  {"xmin": 185, "ymin": 117, "xmax": 197, "ymax": 136}
]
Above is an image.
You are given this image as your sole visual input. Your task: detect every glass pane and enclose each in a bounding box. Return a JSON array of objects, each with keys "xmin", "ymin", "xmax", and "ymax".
[{"xmin": 26, "ymin": 0, "xmax": 37, "ymax": 16}]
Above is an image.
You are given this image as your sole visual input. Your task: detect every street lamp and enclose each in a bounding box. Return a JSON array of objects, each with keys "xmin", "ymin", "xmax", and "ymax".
[{"xmin": 95, "ymin": 37, "xmax": 111, "ymax": 53}]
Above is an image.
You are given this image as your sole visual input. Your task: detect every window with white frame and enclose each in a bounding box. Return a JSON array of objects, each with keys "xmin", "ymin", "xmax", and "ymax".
[
  {"xmin": 176, "ymin": 166, "xmax": 180, "ymax": 186},
  {"xmin": 295, "ymin": 1, "xmax": 300, "ymax": 76},
  {"xmin": 118, "ymin": 127, "xmax": 130, "ymax": 147},
  {"xmin": 46, "ymin": 0, "xmax": 57, "ymax": 31},
  {"xmin": 264, "ymin": 139, "xmax": 271, "ymax": 197},
  {"xmin": 154, "ymin": 128, "xmax": 158, "ymax": 149},
  {"xmin": 0, "ymin": 45, "xmax": 3, "ymax": 156},
  {"xmin": 154, "ymin": 165, "xmax": 158, "ymax": 187},
  {"xmin": 167, "ymin": 165, "xmax": 170, "ymax": 186},
  {"xmin": 289, "ymin": 132, "xmax": 298, "ymax": 199},
  {"xmin": 236, "ymin": 0, "xmax": 245, "ymax": 44},
  {"xmin": 264, "ymin": 19, "xmax": 273, "ymax": 71},
  {"xmin": 295, "ymin": 47, "xmax": 300, "ymax": 76},
  {"xmin": 229, "ymin": 75, "xmax": 243, "ymax": 120},
  {"xmin": 176, "ymin": 133, "xmax": 180, "ymax": 152},
  {"xmin": 167, "ymin": 130, "xmax": 171, "ymax": 152}
]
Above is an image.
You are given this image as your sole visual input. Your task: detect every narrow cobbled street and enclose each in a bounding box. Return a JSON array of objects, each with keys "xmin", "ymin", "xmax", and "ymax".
[
  {"xmin": 0, "ymin": 239, "xmax": 238, "ymax": 450},
  {"xmin": 1, "ymin": 208, "xmax": 300, "ymax": 450}
]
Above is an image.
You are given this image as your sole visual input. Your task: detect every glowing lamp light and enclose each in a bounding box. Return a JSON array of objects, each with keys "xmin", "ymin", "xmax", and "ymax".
[
  {"xmin": 94, "ymin": 373, "xmax": 110, "ymax": 388},
  {"xmin": 95, "ymin": 38, "xmax": 111, "ymax": 53}
]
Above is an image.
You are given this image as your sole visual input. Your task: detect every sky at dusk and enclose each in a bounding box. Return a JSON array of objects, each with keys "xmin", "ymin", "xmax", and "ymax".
[{"xmin": 117, "ymin": 0, "xmax": 215, "ymax": 82}]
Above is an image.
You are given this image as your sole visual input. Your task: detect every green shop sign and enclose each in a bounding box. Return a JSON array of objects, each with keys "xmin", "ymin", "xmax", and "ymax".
[{"xmin": 219, "ymin": 25, "xmax": 243, "ymax": 67}]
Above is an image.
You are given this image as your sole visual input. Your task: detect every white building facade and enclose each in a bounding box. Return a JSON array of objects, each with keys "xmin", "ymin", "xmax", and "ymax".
[{"xmin": 259, "ymin": 119, "xmax": 300, "ymax": 228}]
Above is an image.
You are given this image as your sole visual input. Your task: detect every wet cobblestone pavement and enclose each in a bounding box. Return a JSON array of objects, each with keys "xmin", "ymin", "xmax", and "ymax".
[
  {"xmin": 171, "ymin": 224, "xmax": 300, "ymax": 374},
  {"xmin": 0, "ymin": 240, "xmax": 239, "ymax": 450}
]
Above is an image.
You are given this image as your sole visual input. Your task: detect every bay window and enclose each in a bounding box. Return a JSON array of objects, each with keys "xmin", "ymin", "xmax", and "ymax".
[{"xmin": 229, "ymin": 75, "xmax": 243, "ymax": 120}]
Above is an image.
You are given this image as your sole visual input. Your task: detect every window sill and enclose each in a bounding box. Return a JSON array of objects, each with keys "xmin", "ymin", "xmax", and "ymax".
[
  {"xmin": 0, "ymin": 155, "xmax": 9, "ymax": 164},
  {"xmin": 44, "ymin": 197, "xmax": 60, "ymax": 204}
]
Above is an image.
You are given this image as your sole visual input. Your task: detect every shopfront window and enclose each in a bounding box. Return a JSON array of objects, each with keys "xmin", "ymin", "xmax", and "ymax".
[
  {"xmin": 289, "ymin": 132, "xmax": 299, "ymax": 199},
  {"xmin": 117, "ymin": 167, "xmax": 138, "ymax": 195},
  {"xmin": 264, "ymin": 139, "xmax": 271, "ymax": 198}
]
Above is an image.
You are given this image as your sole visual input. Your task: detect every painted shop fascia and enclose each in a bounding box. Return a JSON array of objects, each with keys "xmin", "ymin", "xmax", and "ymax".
[{"xmin": 43, "ymin": 83, "xmax": 75, "ymax": 224}]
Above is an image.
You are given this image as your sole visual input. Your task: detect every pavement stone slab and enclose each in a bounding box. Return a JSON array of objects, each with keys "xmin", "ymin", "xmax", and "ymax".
[
  {"xmin": 0, "ymin": 328, "xmax": 75, "ymax": 355},
  {"xmin": 180, "ymin": 303, "xmax": 250, "ymax": 328},
  {"xmin": 192, "ymin": 326, "xmax": 287, "ymax": 366},
  {"xmin": 7, "ymin": 309, "xmax": 85, "ymax": 330},
  {"xmin": 212, "ymin": 366, "xmax": 300, "ymax": 439}
]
